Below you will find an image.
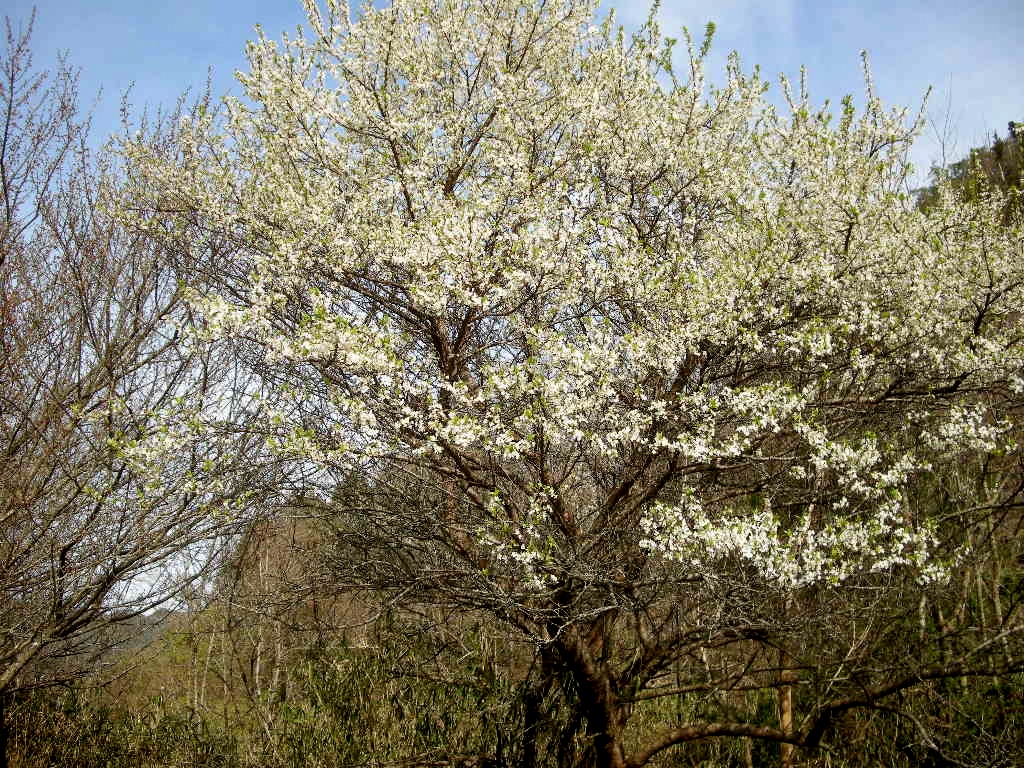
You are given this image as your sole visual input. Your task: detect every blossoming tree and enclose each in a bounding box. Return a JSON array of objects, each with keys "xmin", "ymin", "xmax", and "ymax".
[{"xmin": 125, "ymin": 0, "xmax": 1024, "ymax": 764}]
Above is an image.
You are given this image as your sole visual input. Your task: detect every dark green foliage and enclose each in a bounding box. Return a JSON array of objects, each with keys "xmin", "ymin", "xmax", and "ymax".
[
  {"xmin": 268, "ymin": 634, "xmax": 514, "ymax": 767},
  {"xmin": 2, "ymin": 625, "xmax": 520, "ymax": 768},
  {"xmin": 918, "ymin": 120, "xmax": 1023, "ymax": 218},
  {"xmin": 3, "ymin": 610, "xmax": 1024, "ymax": 767},
  {"xmin": 5, "ymin": 689, "xmax": 240, "ymax": 768},
  {"xmin": 813, "ymin": 677, "xmax": 1024, "ymax": 768}
]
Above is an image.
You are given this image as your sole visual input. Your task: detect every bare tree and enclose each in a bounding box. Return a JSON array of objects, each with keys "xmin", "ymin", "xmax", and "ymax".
[{"xmin": 0, "ymin": 13, "xmax": 271, "ymax": 735}]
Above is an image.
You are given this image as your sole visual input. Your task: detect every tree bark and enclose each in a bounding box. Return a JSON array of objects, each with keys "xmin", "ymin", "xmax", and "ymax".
[{"xmin": 559, "ymin": 630, "xmax": 627, "ymax": 768}]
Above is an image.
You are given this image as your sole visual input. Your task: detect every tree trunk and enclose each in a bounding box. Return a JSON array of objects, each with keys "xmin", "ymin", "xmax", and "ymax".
[
  {"xmin": 560, "ymin": 631, "xmax": 627, "ymax": 768},
  {"xmin": 584, "ymin": 709, "xmax": 627, "ymax": 768}
]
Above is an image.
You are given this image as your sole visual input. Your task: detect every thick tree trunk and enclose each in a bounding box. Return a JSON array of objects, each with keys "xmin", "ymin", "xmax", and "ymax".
[
  {"xmin": 581, "ymin": 696, "xmax": 627, "ymax": 768},
  {"xmin": 559, "ymin": 630, "xmax": 627, "ymax": 768}
]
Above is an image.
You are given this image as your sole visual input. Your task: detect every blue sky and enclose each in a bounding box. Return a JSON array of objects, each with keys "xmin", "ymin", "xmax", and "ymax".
[{"xmin": 7, "ymin": 0, "xmax": 1022, "ymax": 183}]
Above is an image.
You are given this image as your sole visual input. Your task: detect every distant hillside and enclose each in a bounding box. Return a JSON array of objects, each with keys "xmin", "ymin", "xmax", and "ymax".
[{"xmin": 918, "ymin": 119, "xmax": 1023, "ymax": 215}]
